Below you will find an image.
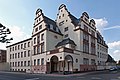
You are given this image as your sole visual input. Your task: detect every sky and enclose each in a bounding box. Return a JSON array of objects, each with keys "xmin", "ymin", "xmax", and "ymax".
[{"xmin": 0, "ymin": 0, "xmax": 120, "ymax": 61}]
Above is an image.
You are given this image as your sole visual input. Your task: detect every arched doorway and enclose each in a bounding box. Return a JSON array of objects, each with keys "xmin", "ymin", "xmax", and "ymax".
[
  {"xmin": 65, "ymin": 55, "xmax": 73, "ymax": 72},
  {"xmin": 50, "ymin": 56, "xmax": 58, "ymax": 72}
]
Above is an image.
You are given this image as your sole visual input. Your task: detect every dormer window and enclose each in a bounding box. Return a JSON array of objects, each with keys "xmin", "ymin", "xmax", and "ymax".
[{"xmin": 50, "ymin": 24, "xmax": 53, "ymax": 30}]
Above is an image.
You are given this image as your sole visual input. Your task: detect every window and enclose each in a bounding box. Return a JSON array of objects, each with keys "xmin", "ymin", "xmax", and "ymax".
[
  {"xmin": 83, "ymin": 58, "xmax": 89, "ymax": 65},
  {"xmin": 41, "ymin": 58, "xmax": 44, "ymax": 65},
  {"xmin": 21, "ymin": 44, "xmax": 23, "ymax": 49},
  {"xmin": 64, "ymin": 27, "xmax": 68, "ymax": 32},
  {"xmin": 15, "ymin": 62, "xmax": 17, "ymax": 67},
  {"xmin": 39, "ymin": 25, "xmax": 42, "ymax": 30},
  {"xmin": 37, "ymin": 35, "xmax": 40, "ymax": 43},
  {"xmin": 13, "ymin": 54, "xmax": 14, "ymax": 59},
  {"xmin": 84, "ymin": 25, "xmax": 88, "ymax": 32},
  {"xmin": 41, "ymin": 33, "xmax": 44, "ymax": 40},
  {"xmin": 28, "ymin": 50, "xmax": 30, "ymax": 57},
  {"xmin": 37, "ymin": 59, "xmax": 40, "ymax": 65},
  {"xmin": 34, "ymin": 46, "xmax": 36, "ymax": 55},
  {"xmin": 34, "ymin": 38, "xmax": 36, "ymax": 44},
  {"xmin": 24, "ymin": 51, "xmax": 26, "ymax": 57},
  {"xmin": 39, "ymin": 18, "xmax": 40, "ymax": 21},
  {"xmin": 35, "ymin": 27, "xmax": 38, "ymax": 32},
  {"xmin": 28, "ymin": 42, "xmax": 30, "ymax": 47},
  {"xmin": 15, "ymin": 46, "xmax": 17, "ymax": 50},
  {"xmin": 21, "ymin": 52, "xmax": 23, "ymax": 58},
  {"xmin": 18, "ymin": 45, "xmax": 20, "ymax": 50},
  {"xmin": 28, "ymin": 61, "xmax": 30, "ymax": 66},
  {"xmin": 10, "ymin": 54, "xmax": 12, "ymax": 59},
  {"xmin": 24, "ymin": 61, "xmax": 26, "ymax": 66},
  {"xmin": 50, "ymin": 24, "xmax": 53, "ymax": 30},
  {"xmin": 41, "ymin": 43, "xmax": 44, "ymax": 53},
  {"xmin": 34, "ymin": 59, "xmax": 36, "ymax": 66},
  {"xmin": 15, "ymin": 53, "xmax": 17, "ymax": 58},
  {"xmin": 18, "ymin": 53, "xmax": 20, "ymax": 58},
  {"xmin": 37, "ymin": 45, "xmax": 40, "ymax": 53},
  {"xmin": 59, "ymin": 16, "xmax": 61, "ymax": 19},
  {"xmin": 59, "ymin": 21, "xmax": 64, "ymax": 26},
  {"xmin": 12, "ymin": 47, "xmax": 14, "ymax": 51},
  {"xmin": 76, "ymin": 59, "xmax": 78, "ymax": 63},
  {"xmin": 24, "ymin": 43, "xmax": 26, "ymax": 48},
  {"xmin": 10, "ymin": 48, "xmax": 11, "ymax": 52},
  {"xmin": 18, "ymin": 62, "xmax": 20, "ymax": 67},
  {"xmin": 21, "ymin": 61, "xmax": 23, "ymax": 66},
  {"xmin": 91, "ymin": 59, "xmax": 96, "ymax": 65},
  {"xmin": 62, "ymin": 14, "xmax": 64, "ymax": 17},
  {"xmin": 64, "ymin": 34, "xmax": 68, "ymax": 38}
]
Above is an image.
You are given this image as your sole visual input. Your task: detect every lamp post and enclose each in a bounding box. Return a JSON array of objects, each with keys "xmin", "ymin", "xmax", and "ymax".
[{"xmin": 23, "ymin": 48, "xmax": 33, "ymax": 73}]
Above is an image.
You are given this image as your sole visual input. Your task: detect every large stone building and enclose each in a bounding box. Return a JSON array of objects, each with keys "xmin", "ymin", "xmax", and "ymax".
[{"xmin": 6, "ymin": 4, "xmax": 108, "ymax": 74}]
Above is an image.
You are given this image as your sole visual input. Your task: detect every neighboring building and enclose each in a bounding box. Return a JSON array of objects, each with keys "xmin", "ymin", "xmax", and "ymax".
[
  {"xmin": 6, "ymin": 4, "xmax": 108, "ymax": 74},
  {"xmin": 96, "ymin": 31, "xmax": 108, "ymax": 70},
  {"xmin": 0, "ymin": 49, "xmax": 6, "ymax": 63},
  {"xmin": 106, "ymin": 54, "xmax": 116, "ymax": 69}
]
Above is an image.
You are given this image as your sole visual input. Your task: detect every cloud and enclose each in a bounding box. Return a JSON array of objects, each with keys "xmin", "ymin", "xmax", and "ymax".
[
  {"xmin": 104, "ymin": 25, "xmax": 120, "ymax": 30},
  {"xmin": 108, "ymin": 41, "xmax": 120, "ymax": 49},
  {"xmin": 94, "ymin": 18, "xmax": 108, "ymax": 33},
  {"xmin": 112, "ymin": 50, "xmax": 120, "ymax": 61},
  {"xmin": 0, "ymin": 25, "xmax": 31, "ymax": 50}
]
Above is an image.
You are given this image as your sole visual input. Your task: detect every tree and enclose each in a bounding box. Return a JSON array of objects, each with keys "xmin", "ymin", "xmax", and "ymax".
[{"xmin": 0, "ymin": 23, "xmax": 13, "ymax": 43}]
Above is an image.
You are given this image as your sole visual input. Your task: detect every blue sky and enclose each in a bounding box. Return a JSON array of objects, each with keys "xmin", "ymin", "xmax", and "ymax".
[{"xmin": 0, "ymin": 0, "xmax": 120, "ymax": 61}]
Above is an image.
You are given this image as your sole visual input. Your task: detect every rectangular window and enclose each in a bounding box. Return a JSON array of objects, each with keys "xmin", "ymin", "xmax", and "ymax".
[
  {"xmin": 28, "ymin": 42, "xmax": 30, "ymax": 47},
  {"xmin": 91, "ymin": 59, "xmax": 96, "ymax": 65},
  {"xmin": 21, "ymin": 44, "xmax": 23, "ymax": 49},
  {"xmin": 64, "ymin": 34, "xmax": 68, "ymax": 38},
  {"xmin": 15, "ymin": 53, "xmax": 17, "ymax": 58},
  {"xmin": 24, "ymin": 61, "xmax": 26, "ymax": 66},
  {"xmin": 10, "ymin": 54, "xmax": 12, "ymax": 59},
  {"xmin": 83, "ymin": 58, "xmax": 89, "ymax": 65},
  {"xmin": 34, "ymin": 46, "xmax": 36, "ymax": 55},
  {"xmin": 12, "ymin": 47, "xmax": 14, "ymax": 51},
  {"xmin": 15, "ymin": 46, "xmax": 17, "ymax": 50},
  {"xmin": 41, "ymin": 58, "xmax": 44, "ymax": 65},
  {"xmin": 84, "ymin": 25, "xmax": 88, "ymax": 32},
  {"xmin": 28, "ymin": 50, "xmax": 30, "ymax": 57},
  {"xmin": 24, "ymin": 43, "xmax": 26, "ymax": 48},
  {"xmin": 34, "ymin": 38, "xmax": 36, "ymax": 44},
  {"xmin": 37, "ymin": 45, "xmax": 40, "ymax": 54},
  {"xmin": 18, "ymin": 62, "xmax": 20, "ymax": 67},
  {"xmin": 24, "ymin": 51, "xmax": 26, "ymax": 57},
  {"xmin": 18, "ymin": 53, "xmax": 20, "ymax": 58},
  {"xmin": 21, "ymin": 61, "xmax": 23, "ymax": 66},
  {"xmin": 64, "ymin": 27, "xmax": 68, "ymax": 32},
  {"xmin": 18, "ymin": 45, "xmax": 20, "ymax": 50},
  {"xmin": 41, "ymin": 43, "xmax": 44, "ymax": 53},
  {"xmin": 37, "ymin": 35, "xmax": 40, "ymax": 43},
  {"xmin": 35, "ymin": 27, "xmax": 38, "ymax": 32},
  {"xmin": 39, "ymin": 25, "xmax": 42, "ymax": 30},
  {"xmin": 21, "ymin": 52, "xmax": 23, "ymax": 58},
  {"xmin": 41, "ymin": 33, "xmax": 44, "ymax": 41},
  {"xmin": 13, "ymin": 54, "xmax": 14, "ymax": 59},
  {"xmin": 37, "ymin": 59, "xmax": 40, "ymax": 65},
  {"xmin": 28, "ymin": 61, "xmax": 30, "ymax": 66},
  {"xmin": 34, "ymin": 59, "xmax": 36, "ymax": 66}
]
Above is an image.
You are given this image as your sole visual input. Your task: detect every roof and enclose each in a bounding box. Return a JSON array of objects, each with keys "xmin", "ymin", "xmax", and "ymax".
[
  {"xmin": 97, "ymin": 31, "xmax": 108, "ymax": 48},
  {"xmin": 6, "ymin": 38, "xmax": 32, "ymax": 48},
  {"xmin": 43, "ymin": 16, "xmax": 62, "ymax": 35},
  {"xmin": 69, "ymin": 13, "xmax": 80, "ymax": 26},
  {"xmin": 55, "ymin": 38, "xmax": 76, "ymax": 47},
  {"xmin": 106, "ymin": 54, "xmax": 116, "ymax": 63}
]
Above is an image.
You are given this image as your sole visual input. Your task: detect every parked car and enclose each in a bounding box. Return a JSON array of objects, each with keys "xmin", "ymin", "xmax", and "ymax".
[{"xmin": 109, "ymin": 67, "xmax": 118, "ymax": 71}]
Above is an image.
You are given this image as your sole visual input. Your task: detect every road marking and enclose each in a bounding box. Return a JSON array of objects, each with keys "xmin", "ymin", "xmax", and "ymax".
[
  {"xmin": 25, "ymin": 78, "xmax": 39, "ymax": 80},
  {"xmin": 91, "ymin": 77, "xmax": 102, "ymax": 80}
]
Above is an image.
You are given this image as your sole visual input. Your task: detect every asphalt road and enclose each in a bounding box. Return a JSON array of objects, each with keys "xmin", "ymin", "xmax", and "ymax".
[{"xmin": 0, "ymin": 70, "xmax": 120, "ymax": 80}]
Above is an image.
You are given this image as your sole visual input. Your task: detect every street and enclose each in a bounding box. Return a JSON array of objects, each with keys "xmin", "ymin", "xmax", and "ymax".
[{"xmin": 0, "ymin": 71, "xmax": 120, "ymax": 80}]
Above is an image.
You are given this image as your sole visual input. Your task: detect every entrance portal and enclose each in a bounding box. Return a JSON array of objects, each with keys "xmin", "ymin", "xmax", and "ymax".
[{"xmin": 50, "ymin": 56, "xmax": 58, "ymax": 72}]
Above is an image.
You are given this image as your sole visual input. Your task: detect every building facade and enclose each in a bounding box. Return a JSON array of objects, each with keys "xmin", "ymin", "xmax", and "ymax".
[
  {"xmin": 0, "ymin": 49, "xmax": 6, "ymax": 63},
  {"xmin": 7, "ymin": 4, "xmax": 108, "ymax": 73}
]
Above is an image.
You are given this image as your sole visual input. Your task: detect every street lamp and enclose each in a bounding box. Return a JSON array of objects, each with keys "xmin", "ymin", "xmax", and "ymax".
[{"xmin": 23, "ymin": 48, "xmax": 33, "ymax": 73}]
